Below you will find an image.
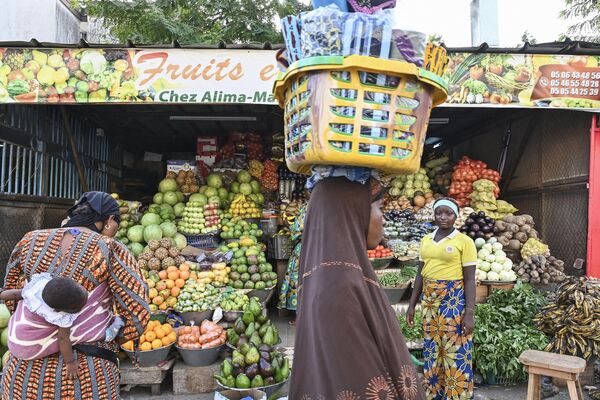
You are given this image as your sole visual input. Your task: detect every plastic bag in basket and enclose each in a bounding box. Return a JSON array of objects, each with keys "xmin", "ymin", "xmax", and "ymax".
[
  {"xmin": 300, "ymin": 5, "xmax": 344, "ymax": 58},
  {"xmin": 347, "ymin": 0, "xmax": 396, "ymax": 14},
  {"xmin": 390, "ymin": 29, "xmax": 426, "ymax": 66},
  {"xmin": 341, "ymin": 10, "xmax": 393, "ymax": 59}
]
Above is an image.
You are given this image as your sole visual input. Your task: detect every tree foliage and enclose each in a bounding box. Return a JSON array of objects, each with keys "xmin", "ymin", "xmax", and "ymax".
[
  {"xmin": 73, "ymin": 0, "xmax": 310, "ymax": 44},
  {"xmin": 560, "ymin": 0, "xmax": 600, "ymax": 43}
]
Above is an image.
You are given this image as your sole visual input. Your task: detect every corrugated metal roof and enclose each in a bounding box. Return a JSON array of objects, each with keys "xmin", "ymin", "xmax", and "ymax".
[{"xmin": 0, "ymin": 39, "xmax": 598, "ymax": 55}]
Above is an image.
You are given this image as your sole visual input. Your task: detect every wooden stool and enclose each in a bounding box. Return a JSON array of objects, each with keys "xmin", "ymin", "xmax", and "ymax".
[{"xmin": 518, "ymin": 350, "xmax": 586, "ymax": 400}]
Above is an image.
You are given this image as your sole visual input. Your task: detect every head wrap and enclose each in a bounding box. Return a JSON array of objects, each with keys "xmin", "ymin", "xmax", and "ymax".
[
  {"xmin": 64, "ymin": 192, "xmax": 120, "ymax": 232},
  {"xmin": 433, "ymin": 198, "xmax": 459, "ymax": 217}
]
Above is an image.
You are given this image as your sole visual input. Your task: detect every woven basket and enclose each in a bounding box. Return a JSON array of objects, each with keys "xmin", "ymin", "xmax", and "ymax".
[
  {"xmin": 485, "ymin": 71, "xmax": 532, "ymax": 92},
  {"xmin": 273, "ymin": 55, "xmax": 447, "ymax": 174}
]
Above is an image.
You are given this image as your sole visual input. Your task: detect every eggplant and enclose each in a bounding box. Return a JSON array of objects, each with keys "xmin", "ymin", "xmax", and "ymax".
[
  {"xmin": 468, "ymin": 231, "xmax": 477, "ymax": 239},
  {"xmin": 259, "ymin": 358, "xmax": 274, "ymax": 377},
  {"xmin": 470, "ymin": 212, "xmax": 478, "ymax": 219},
  {"xmin": 475, "ymin": 231, "xmax": 485, "ymax": 238},
  {"xmin": 245, "ymin": 363, "xmax": 260, "ymax": 380},
  {"xmin": 476, "ymin": 218, "xmax": 486, "ymax": 226},
  {"xmin": 478, "ymin": 211, "xmax": 486, "ymax": 217},
  {"xmin": 488, "ymin": 218, "xmax": 495, "ymax": 225},
  {"xmin": 471, "ymin": 224, "xmax": 480, "ymax": 232},
  {"xmin": 264, "ymin": 376, "xmax": 276, "ymax": 386},
  {"xmin": 465, "ymin": 218, "xmax": 475, "ymax": 225},
  {"xmin": 481, "ymin": 225, "xmax": 492, "ymax": 233},
  {"xmin": 260, "ymin": 351, "xmax": 271, "ymax": 362}
]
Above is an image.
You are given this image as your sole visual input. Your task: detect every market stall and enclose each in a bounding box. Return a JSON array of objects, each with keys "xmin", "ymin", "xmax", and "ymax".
[{"xmin": 0, "ymin": 31, "xmax": 599, "ymax": 396}]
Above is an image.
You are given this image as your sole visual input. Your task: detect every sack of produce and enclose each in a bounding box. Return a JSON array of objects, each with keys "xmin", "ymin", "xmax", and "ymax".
[
  {"xmin": 280, "ymin": 15, "xmax": 303, "ymax": 64},
  {"xmin": 521, "ymin": 238, "xmax": 549, "ymax": 258},
  {"xmin": 496, "ymin": 200, "xmax": 517, "ymax": 214},
  {"xmin": 300, "ymin": 5, "xmax": 344, "ymax": 58}
]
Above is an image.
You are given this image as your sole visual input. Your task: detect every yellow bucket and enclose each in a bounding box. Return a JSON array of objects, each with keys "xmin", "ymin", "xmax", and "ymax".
[{"xmin": 273, "ymin": 55, "xmax": 448, "ymax": 175}]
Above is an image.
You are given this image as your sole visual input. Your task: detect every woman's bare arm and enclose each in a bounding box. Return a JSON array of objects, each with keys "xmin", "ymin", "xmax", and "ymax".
[{"xmin": 0, "ymin": 289, "xmax": 23, "ymax": 301}]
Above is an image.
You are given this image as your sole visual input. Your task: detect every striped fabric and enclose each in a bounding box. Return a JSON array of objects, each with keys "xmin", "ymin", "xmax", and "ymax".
[{"xmin": 1, "ymin": 229, "xmax": 150, "ymax": 400}]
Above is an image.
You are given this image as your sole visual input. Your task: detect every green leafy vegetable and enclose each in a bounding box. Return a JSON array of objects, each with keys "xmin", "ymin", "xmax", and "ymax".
[
  {"xmin": 474, "ymin": 282, "xmax": 548, "ymax": 381},
  {"xmin": 378, "ymin": 267, "xmax": 417, "ymax": 287},
  {"xmin": 398, "ymin": 311, "xmax": 423, "ymax": 342}
]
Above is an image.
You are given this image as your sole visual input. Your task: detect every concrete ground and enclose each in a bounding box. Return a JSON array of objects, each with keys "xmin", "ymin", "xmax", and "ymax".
[{"xmin": 121, "ymin": 312, "xmax": 594, "ymax": 400}]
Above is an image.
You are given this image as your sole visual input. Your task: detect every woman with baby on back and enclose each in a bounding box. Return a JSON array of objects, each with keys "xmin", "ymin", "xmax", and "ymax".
[{"xmin": 0, "ymin": 191, "xmax": 150, "ymax": 400}]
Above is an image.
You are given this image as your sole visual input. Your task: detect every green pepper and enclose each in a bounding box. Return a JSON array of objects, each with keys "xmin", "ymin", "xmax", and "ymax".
[
  {"xmin": 235, "ymin": 373, "xmax": 251, "ymax": 389},
  {"xmin": 222, "ymin": 359, "xmax": 233, "ymax": 378}
]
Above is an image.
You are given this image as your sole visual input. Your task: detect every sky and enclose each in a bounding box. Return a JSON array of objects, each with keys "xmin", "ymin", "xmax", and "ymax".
[{"xmin": 393, "ymin": 0, "xmax": 578, "ymax": 47}]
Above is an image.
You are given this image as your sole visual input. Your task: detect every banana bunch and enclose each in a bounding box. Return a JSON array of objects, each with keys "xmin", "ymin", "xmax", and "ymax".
[
  {"xmin": 534, "ymin": 276, "xmax": 600, "ymax": 360},
  {"xmin": 249, "ymin": 160, "xmax": 263, "ymax": 179}
]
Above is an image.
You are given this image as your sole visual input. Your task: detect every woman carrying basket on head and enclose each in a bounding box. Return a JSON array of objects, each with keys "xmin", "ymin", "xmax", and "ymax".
[
  {"xmin": 289, "ymin": 168, "xmax": 425, "ymax": 399},
  {"xmin": 1, "ymin": 191, "xmax": 150, "ymax": 400},
  {"xmin": 407, "ymin": 198, "xmax": 477, "ymax": 400}
]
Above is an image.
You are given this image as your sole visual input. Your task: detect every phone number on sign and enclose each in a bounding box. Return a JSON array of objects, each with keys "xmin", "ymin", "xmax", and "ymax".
[
  {"xmin": 550, "ymin": 71, "xmax": 600, "ymax": 79},
  {"xmin": 551, "ymin": 88, "xmax": 600, "ymax": 96}
]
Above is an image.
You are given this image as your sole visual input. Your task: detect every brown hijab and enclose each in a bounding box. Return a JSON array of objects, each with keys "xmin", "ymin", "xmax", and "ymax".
[{"xmin": 290, "ymin": 177, "xmax": 425, "ymax": 399}]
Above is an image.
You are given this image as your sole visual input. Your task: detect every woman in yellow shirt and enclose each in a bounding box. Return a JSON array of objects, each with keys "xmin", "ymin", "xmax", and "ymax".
[{"xmin": 407, "ymin": 198, "xmax": 477, "ymax": 400}]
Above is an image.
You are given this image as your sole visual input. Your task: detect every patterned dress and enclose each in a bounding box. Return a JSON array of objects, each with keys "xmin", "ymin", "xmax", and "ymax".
[
  {"xmin": 1, "ymin": 228, "xmax": 150, "ymax": 400},
  {"xmin": 422, "ymin": 280, "xmax": 474, "ymax": 400},
  {"xmin": 278, "ymin": 205, "xmax": 306, "ymax": 311}
]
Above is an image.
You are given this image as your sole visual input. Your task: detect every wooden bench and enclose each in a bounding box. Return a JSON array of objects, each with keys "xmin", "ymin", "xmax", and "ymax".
[{"xmin": 518, "ymin": 350, "xmax": 586, "ymax": 400}]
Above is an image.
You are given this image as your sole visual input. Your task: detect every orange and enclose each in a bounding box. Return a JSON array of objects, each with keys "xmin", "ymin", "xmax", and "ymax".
[
  {"xmin": 140, "ymin": 342, "xmax": 152, "ymax": 351},
  {"xmin": 162, "ymin": 324, "xmax": 173, "ymax": 334},
  {"xmin": 170, "ymin": 287, "xmax": 180, "ymax": 297},
  {"xmin": 158, "ymin": 302, "xmax": 168, "ymax": 311},
  {"xmin": 165, "ymin": 279, "xmax": 175, "ymax": 289},
  {"xmin": 168, "ymin": 332, "xmax": 177, "ymax": 343},
  {"xmin": 179, "ymin": 263, "xmax": 190, "ymax": 272},
  {"xmin": 158, "ymin": 270, "xmax": 168, "ymax": 280},
  {"xmin": 167, "ymin": 271, "xmax": 179, "ymax": 281},
  {"xmin": 147, "ymin": 280, "xmax": 156, "ymax": 289},
  {"xmin": 152, "ymin": 296, "xmax": 164, "ymax": 306},
  {"xmin": 155, "ymin": 281, "xmax": 167, "ymax": 291},
  {"xmin": 175, "ymin": 278, "xmax": 185, "ymax": 288},
  {"xmin": 151, "ymin": 339, "xmax": 163, "ymax": 350},
  {"xmin": 145, "ymin": 331, "xmax": 157, "ymax": 342},
  {"xmin": 161, "ymin": 336, "xmax": 171, "ymax": 346},
  {"xmin": 179, "ymin": 271, "xmax": 190, "ymax": 280},
  {"xmin": 139, "ymin": 334, "xmax": 146, "ymax": 344},
  {"xmin": 149, "ymin": 288, "xmax": 158, "ymax": 299},
  {"xmin": 155, "ymin": 329, "xmax": 165, "ymax": 340},
  {"xmin": 167, "ymin": 265, "xmax": 178, "ymax": 273},
  {"xmin": 122, "ymin": 341, "xmax": 134, "ymax": 351}
]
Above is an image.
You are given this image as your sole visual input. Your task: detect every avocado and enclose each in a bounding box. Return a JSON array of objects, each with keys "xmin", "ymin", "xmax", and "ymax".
[
  {"xmin": 235, "ymin": 373, "xmax": 251, "ymax": 389},
  {"xmin": 259, "ymin": 358, "xmax": 274, "ymax": 377},
  {"xmin": 245, "ymin": 363, "xmax": 259, "ymax": 379}
]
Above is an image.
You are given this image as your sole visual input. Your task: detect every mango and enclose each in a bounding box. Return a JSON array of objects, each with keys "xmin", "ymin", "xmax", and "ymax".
[
  {"xmin": 47, "ymin": 54, "xmax": 64, "ymax": 69},
  {"xmin": 32, "ymin": 50, "xmax": 48, "ymax": 66},
  {"xmin": 37, "ymin": 66, "xmax": 55, "ymax": 86},
  {"xmin": 53, "ymin": 67, "xmax": 70, "ymax": 84}
]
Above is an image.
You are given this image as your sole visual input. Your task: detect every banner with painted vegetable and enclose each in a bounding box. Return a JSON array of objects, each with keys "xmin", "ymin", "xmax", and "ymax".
[
  {"xmin": 0, "ymin": 47, "xmax": 599, "ymax": 109},
  {"xmin": 0, "ymin": 48, "xmax": 279, "ymax": 104},
  {"xmin": 444, "ymin": 53, "xmax": 600, "ymax": 109}
]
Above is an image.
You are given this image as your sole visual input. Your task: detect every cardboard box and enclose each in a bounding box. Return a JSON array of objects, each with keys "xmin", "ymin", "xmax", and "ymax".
[
  {"xmin": 167, "ymin": 160, "xmax": 198, "ymax": 175},
  {"xmin": 197, "ymin": 137, "xmax": 218, "ymax": 154}
]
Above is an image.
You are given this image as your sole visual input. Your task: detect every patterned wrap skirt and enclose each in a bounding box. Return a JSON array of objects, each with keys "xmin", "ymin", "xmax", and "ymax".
[{"xmin": 422, "ymin": 280, "xmax": 474, "ymax": 400}]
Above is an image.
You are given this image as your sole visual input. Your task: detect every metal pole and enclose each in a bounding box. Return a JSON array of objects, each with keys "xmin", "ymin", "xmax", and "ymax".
[
  {"xmin": 60, "ymin": 106, "xmax": 89, "ymax": 193},
  {"xmin": 470, "ymin": 0, "xmax": 480, "ymax": 47}
]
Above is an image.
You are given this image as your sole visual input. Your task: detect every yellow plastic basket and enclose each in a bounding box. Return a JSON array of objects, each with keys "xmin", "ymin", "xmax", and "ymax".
[{"xmin": 273, "ymin": 55, "xmax": 448, "ymax": 175}]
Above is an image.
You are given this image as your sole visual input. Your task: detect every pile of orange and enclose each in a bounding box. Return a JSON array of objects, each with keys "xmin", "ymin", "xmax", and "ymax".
[
  {"xmin": 122, "ymin": 321, "xmax": 177, "ymax": 352},
  {"xmin": 147, "ymin": 263, "xmax": 193, "ymax": 311}
]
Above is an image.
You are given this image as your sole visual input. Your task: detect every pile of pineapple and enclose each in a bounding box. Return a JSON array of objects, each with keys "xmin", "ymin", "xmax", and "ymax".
[{"xmin": 138, "ymin": 239, "xmax": 185, "ymax": 272}]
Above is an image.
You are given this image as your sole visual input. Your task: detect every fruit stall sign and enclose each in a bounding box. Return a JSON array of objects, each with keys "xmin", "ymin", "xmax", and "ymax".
[
  {"xmin": 0, "ymin": 48, "xmax": 279, "ymax": 104},
  {"xmin": 444, "ymin": 53, "xmax": 600, "ymax": 109},
  {"xmin": 0, "ymin": 47, "xmax": 599, "ymax": 109}
]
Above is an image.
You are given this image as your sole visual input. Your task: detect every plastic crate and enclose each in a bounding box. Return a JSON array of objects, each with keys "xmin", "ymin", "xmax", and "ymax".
[
  {"xmin": 184, "ymin": 233, "xmax": 220, "ymax": 249},
  {"xmin": 273, "ymin": 55, "xmax": 448, "ymax": 175},
  {"xmin": 484, "ymin": 372, "xmax": 522, "ymax": 386},
  {"xmin": 268, "ymin": 235, "xmax": 293, "ymax": 260}
]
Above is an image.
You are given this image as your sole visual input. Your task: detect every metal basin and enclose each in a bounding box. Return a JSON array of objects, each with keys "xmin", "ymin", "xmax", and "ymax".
[
  {"xmin": 180, "ymin": 310, "xmax": 214, "ymax": 325},
  {"xmin": 247, "ymin": 286, "xmax": 276, "ymax": 304},
  {"xmin": 215, "ymin": 376, "xmax": 289, "ymax": 397},
  {"xmin": 122, "ymin": 344, "xmax": 173, "ymax": 367},
  {"xmin": 176, "ymin": 344, "xmax": 224, "ymax": 367}
]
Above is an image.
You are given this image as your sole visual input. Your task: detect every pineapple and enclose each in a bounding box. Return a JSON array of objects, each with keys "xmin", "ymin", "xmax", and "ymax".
[
  {"xmin": 168, "ymin": 247, "xmax": 180, "ymax": 258},
  {"xmin": 4, "ymin": 49, "xmax": 25, "ymax": 70},
  {"xmin": 154, "ymin": 247, "xmax": 168, "ymax": 260},
  {"xmin": 148, "ymin": 240, "xmax": 161, "ymax": 251},
  {"xmin": 138, "ymin": 259, "xmax": 148, "ymax": 270},
  {"xmin": 140, "ymin": 251, "xmax": 154, "ymax": 261},
  {"xmin": 162, "ymin": 257, "xmax": 175, "ymax": 269},
  {"xmin": 174, "ymin": 256, "xmax": 186, "ymax": 266},
  {"xmin": 148, "ymin": 258, "xmax": 161, "ymax": 271},
  {"xmin": 160, "ymin": 238, "xmax": 172, "ymax": 249}
]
